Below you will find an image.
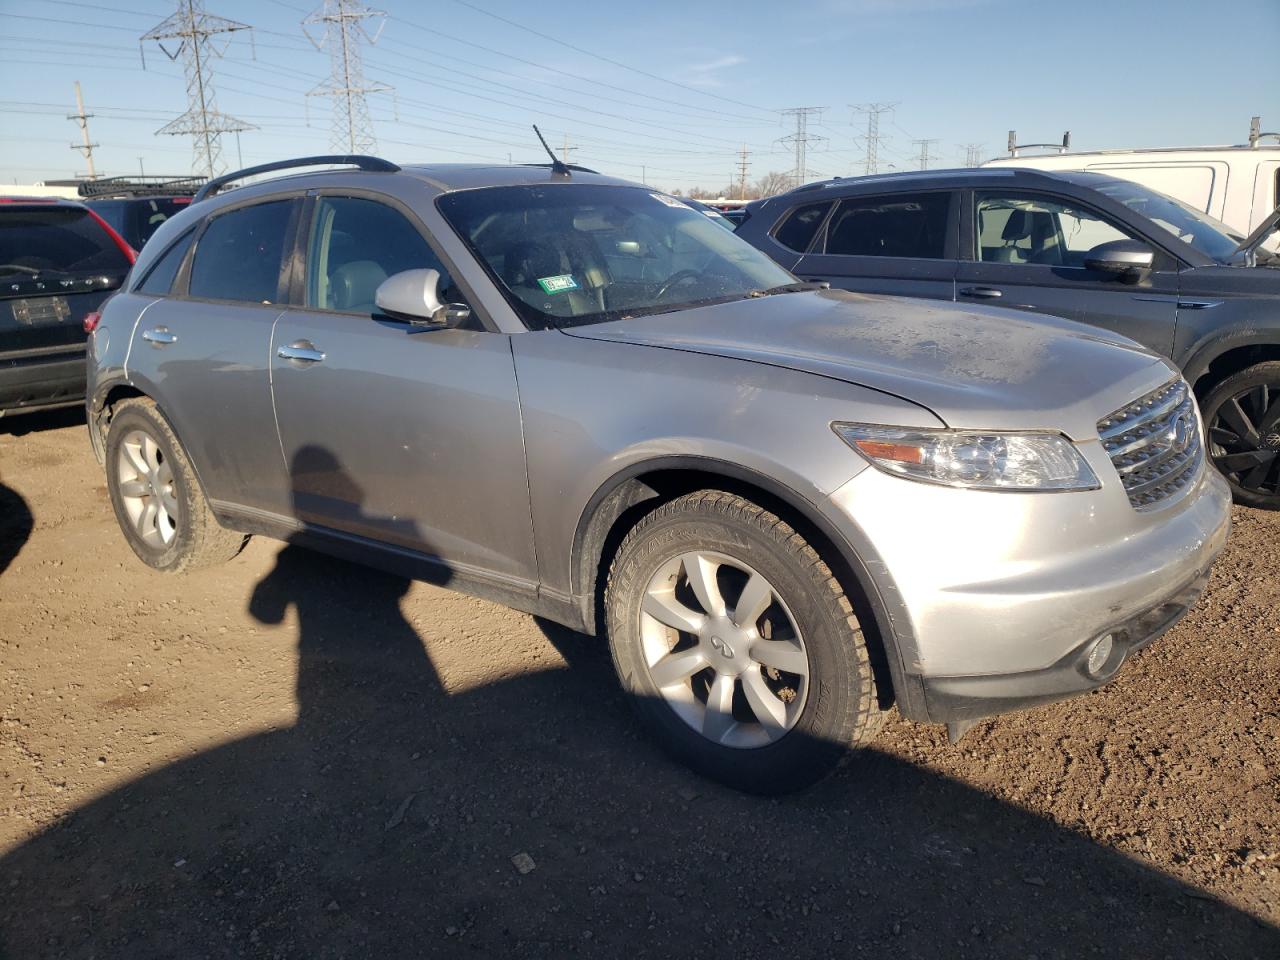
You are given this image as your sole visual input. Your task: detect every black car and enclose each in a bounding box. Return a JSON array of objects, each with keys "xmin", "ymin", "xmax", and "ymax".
[
  {"xmin": 79, "ymin": 176, "xmax": 203, "ymax": 250},
  {"xmin": 0, "ymin": 198, "xmax": 135, "ymax": 416},
  {"xmin": 737, "ymin": 168, "xmax": 1280, "ymax": 509}
]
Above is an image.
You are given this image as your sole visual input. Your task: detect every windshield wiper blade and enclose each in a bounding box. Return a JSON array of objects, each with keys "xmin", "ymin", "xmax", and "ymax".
[{"xmin": 746, "ymin": 280, "xmax": 830, "ymax": 298}]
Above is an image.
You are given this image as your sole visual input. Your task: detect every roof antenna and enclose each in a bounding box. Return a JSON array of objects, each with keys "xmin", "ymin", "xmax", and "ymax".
[{"xmin": 532, "ymin": 124, "xmax": 572, "ymax": 177}]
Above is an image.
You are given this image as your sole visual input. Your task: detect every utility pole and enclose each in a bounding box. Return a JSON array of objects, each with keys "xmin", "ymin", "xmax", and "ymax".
[
  {"xmin": 559, "ymin": 133, "xmax": 577, "ymax": 165},
  {"xmin": 142, "ymin": 0, "xmax": 256, "ymax": 178},
  {"xmin": 304, "ymin": 0, "xmax": 391, "ymax": 154},
  {"xmin": 850, "ymin": 102, "xmax": 896, "ymax": 176},
  {"xmin": 67, "ymin": 81, "xmax": 99, "ymax": 179},
  {"xmin": 962, "ymin": 143, "xmax": 985, "ymax": 167},
  {"xmin": 778, "ymin": 107, "xmax": 826, "ymax": 190},
  {"xmin": 912, "ymin": 138, "xmax": 940, "ymax": 170},
  {"xmin": 736, "ymin": 144, "xmax": 750, "ymax": 200}
]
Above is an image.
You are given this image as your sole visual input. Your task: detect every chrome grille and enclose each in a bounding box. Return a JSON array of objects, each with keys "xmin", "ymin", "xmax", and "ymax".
[{"xmin": 1098, "ymin": 378, "xmax": 1204, "ymax": 510}]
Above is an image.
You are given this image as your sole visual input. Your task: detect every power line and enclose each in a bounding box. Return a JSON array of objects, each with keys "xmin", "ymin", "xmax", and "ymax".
[
  {"xmin": 141, "ymin": 0, "xmax": 257, "ymax": 177},
  {"xmin": 778, "ymin": 107, "xmax": 826, "ymax": 189},
  {"xmin": 911, "ymin": 138, "xmax": 939, "ymax": 170},
  {"xmin": 850, "ymin": 102, "xmax": 897, "ymax": 176},
  {"xmin": 303, "ymin": 0, "xmax": 390, "ymax": 154}
]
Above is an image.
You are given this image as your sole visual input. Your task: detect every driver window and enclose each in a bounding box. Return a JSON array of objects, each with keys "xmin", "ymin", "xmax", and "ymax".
[
  {"xmin": 306, "ymin": 196, "xmax": 468, "ymax": 317},
  {"xmin": 976, "ymin": 195, "xmax": 1133, "ymax": 267}
]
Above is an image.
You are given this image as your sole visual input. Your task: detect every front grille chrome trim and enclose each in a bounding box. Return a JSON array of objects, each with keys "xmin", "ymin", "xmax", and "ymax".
[{"xmin": 1098, "ymin": 378, "xmax": 1204, "ymax": 510}]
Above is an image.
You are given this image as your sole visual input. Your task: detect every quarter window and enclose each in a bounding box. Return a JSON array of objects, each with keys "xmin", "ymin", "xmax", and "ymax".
[
  {"xmin": 188, "ymin": 200, "xmax": 293, "ymax": 304},
  {"xmin": 976, "ymin": 195, "xmax": 1133, "ymax": 266},
  {"xmin": 136, "ymin": 228, "xmax": 195, "ymax": 296},
  {"xmin": 773, "ymin": 201, "xmax": 833, "ymax": 252},
  {"xmin": 823, "ymin": 192, "xmax": 950, "ymax": 259},
  {"xmin": 306, "ymin": 196, "xmax": 464, "ymax": 315}
]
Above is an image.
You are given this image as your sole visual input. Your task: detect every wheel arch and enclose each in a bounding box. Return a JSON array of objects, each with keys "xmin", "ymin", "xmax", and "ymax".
[
  {"xmin": 1185, "ymin": 337, "xmax": 1280, "ymax": 397},
  {"xmin": 571, "ymin": 455, "xmax": 921, "ymax": 715}
]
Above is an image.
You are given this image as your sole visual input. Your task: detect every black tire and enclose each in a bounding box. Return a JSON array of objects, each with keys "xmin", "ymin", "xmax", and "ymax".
[
  {"xmin": 1201, "ymin": 361, "xmax": 1280, "ymax": 510},
  {"xmin": 104, "ymin": 398, "xmax": 246, "ymax": 571},
  {"xmin": 605, "ymin": 489, "xmax": 883, "ymax": 794}
]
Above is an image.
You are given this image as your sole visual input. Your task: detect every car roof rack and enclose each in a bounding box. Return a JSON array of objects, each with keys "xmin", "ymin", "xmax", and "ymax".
[
  {"xmin": 77, "ymin": 175, "xmax": 207, "ymax": 199},
  {"xmin": 193, "ymin": 155, "xmax": 401, "ymax": 203}
]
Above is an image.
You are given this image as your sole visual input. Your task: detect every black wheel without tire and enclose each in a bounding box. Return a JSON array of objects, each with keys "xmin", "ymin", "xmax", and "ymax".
[
  {"xmin": 1202, "ymin": 362, "xmax": 1280, "ymax": 510},
  {"xmin": 104, "ymin": 398, "xmax": 246, "ymax": 571},
  {"xmin": 605, "ymin": 489, "xmax": 883, "ymax": 794}
]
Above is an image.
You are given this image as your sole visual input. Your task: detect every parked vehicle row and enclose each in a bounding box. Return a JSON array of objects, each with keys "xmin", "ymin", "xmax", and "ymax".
[
  {"xmin": 734, "ymin": 167, "xmax": 1280, "ymax": 509},
  {"xmin": 84, "ymin": 156, "xmax": 1231, "ymax": 791}
]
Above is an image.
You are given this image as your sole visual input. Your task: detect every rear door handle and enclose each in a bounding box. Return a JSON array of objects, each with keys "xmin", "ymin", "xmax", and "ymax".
[
  {"xmin": 277, "ymin": 339, "xmax": 325, "ymax": 364},
  {"xmin": 141, "ymin": 326, "xmax": 178, "ymax": 345},
  {"xmin": 959, "ymin": 286, "xmax": 1002, "ymax": 299}
]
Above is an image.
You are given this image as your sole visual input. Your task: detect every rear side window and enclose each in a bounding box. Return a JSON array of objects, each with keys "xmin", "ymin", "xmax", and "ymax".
[
  {"xmin": 773, "ymin": 201, "xmax": 832, "ymax": 252},
  {"xmin": 188, "ymin": 200, "xmax": 293, "ymax": 304},
  {"xmin": 0, "ymin": 206, "xmax": 131, "ymax": 280},
  {"xmin": 823, "ymin": 192, "xmax": 951, "ymax": 259},
  {"xmin": 136, "ymin": 228, "xmax": 195, "ymax": 296}
]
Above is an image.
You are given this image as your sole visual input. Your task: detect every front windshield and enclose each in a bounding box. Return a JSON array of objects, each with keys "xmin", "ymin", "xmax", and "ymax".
[
  {"xmin": 1091, "ymin": 179, "xmax": 1241, "ymax": 262},
  {"xmin": 437, "ymin": 184, "xmax": 795, "ymax": 328}
]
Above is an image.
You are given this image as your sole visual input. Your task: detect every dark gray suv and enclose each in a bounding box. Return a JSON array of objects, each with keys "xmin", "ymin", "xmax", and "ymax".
[
  {"xmin": 86, "ymin": 157, "xmax": 1230, "ymax": 791},
  {"xmin": 736, "ymin": 169, "xmax": 1280, "ymax": 509}
]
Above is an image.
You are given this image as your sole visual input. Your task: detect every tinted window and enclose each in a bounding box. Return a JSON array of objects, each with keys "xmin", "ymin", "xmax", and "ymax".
[
  {"xmin": 976, "ymin": 195, "xmax": 1132, "ymax": 266},
  {"xmin": 188, "ymin": 200, "xmax": 293, "ymax": 304},
  {"xmin": 136, "ymin": 228, "xmax": 195, "ymax": 296},
  {"xmin": 774, "ymin": 201, "xmax": 832, "ymax": 252},
  {"xmin": 306, "ymin": 196, "xmax": 463, "ymax": 314},
  {"xmin": 0, "ymin": 206, "xmax": 131, "ymax": 280},
  {"xmin": 823, "ymin": 193, "xmax": 950, "ymax": 259},
  {"xmin": 1090, "ymin": 180, "xmax": 1239, "ymax": 262}
]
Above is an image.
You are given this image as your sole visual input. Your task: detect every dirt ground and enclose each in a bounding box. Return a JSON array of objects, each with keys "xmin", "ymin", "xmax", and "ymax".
[{"xmin": 1, "ymin": 409, "xmax": 1277, "ymax": 960}]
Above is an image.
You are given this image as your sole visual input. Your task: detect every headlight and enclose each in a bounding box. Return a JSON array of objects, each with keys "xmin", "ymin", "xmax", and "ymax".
[{"xmin": 833, "ymin": 423, "xmax": 1099, "ymax": 492}]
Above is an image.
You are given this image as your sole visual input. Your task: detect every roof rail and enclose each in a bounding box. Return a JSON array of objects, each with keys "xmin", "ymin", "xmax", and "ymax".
[
  {"xmin": 75, "ymin": 176, "xmax": 207, "ymax": 199},
  {"xmin": 193, "ymin": 155, "xmax": 401, "ymax": 203}
]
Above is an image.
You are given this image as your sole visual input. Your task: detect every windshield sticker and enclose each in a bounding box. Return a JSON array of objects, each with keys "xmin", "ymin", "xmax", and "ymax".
[
  {"xmin": 537, "ymin": 274, "xmax": 580, "ymax": 295},
  {"xmin": 651, "ymin": 193, "xmax": 691, "ymax": 210}
]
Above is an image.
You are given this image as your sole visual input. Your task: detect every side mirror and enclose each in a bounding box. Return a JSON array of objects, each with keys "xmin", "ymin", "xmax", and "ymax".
[
  {"xmin": 1083, "ymin": 239, "xmax": 1155, "ymax": 280},
  {"xmin": 374, "ymin": 268, "xmax": 472, "ymax": 328}
]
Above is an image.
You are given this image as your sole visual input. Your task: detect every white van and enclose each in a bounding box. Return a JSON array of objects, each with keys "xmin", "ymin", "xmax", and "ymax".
[{"xmin": 986, "ymin": 139, "xmax": 1279, "ymax": 237}]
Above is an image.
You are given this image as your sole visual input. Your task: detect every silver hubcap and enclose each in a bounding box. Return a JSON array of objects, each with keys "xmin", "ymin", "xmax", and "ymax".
[
  {"xmin": 116, "ymin": 429, "xmax": 179, "ymax": 548},
  {"xmin": 639, "ymin": 551, "xmax": 809, "ymax": 749}
]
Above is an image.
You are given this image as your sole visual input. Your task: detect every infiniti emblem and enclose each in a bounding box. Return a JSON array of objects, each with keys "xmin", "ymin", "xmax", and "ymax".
[
  {"xmin": 1168, "ymin": 415, "xmax": 1191, "ymax": 454},
  {"xmin": 709, "ymin": 635, "xmax": 736, "ymax": 659}
]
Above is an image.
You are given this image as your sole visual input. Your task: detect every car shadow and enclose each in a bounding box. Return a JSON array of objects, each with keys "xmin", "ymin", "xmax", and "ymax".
[
  {"xmin": 0, "ymin": 406, "xmax": 85, "ymax": 436},
  {"xmin": 1, "ymin": 451, "xmax": 1276, "ymax": 958},
  {"xmin": 0, "ymin": 481, "xmax": 32, "ymax": 579}
]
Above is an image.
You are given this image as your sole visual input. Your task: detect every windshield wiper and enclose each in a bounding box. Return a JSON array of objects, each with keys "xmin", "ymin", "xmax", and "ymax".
[{"xmin": 746, "ymin": 280, "xmax": 830, "ymax": 298}]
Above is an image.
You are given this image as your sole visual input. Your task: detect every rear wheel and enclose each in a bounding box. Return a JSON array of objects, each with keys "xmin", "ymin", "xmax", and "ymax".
[
  {"xmin": 105, "ymin": 398, "xmax": 246, "ymax": 571},
  {"xmin": 605, "ymin": 489, "xmax": 882, "ymax": 793},
  {"xmin": 1202, "ymin": 362, "xmax": 1280, "ymax": 510}
]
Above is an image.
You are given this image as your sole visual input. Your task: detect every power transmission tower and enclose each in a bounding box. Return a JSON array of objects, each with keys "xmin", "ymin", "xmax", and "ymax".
[
  {"xmin": 778, "ymin": 107, "xmax": 826, "ymax": 189},
  {"xmin": 303, "ymin": 0, "xmax": 392, "ymax": 154},
  {"xmin": 850, "ymin": 102, "xmax": 896, "ymax": 176},
  {"xmin": 67, "ymin": 81, "xmax": 99, "ymax": 179},
  {"xmin": 912, "ymin": 138, "xmax": 940, "ymax": 170},
  {"xmin": 142, "ymin": 0, "xmax": 257, "ymax": 178},
  {"xmin": 962, "ymin": 142, "xmax": 985, "ymax": 167},
  {"xmin": 736, "ymin": 145, "xmax": 751, "ymax": 200}
]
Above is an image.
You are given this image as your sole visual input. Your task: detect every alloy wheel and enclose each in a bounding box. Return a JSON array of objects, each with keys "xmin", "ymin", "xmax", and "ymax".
[
  {"xmin": 1208, "ymin": 383, "xmax": 1280, "ymax": 498},
  {"xmin": 116, "ymin": 429, "xmax": 179, "ymax": 548},
  {"xmin": 639, "ymin": 551, "xmax": 809, "ymax": 749}
]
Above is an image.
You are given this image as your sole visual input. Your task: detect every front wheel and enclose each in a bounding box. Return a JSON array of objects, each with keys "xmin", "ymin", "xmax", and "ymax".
[
  {"xmin": 1202, "ymin": 362, "xmax": 1280, "ymax": 510},
  {"xmin": 605, "ymin": 490, "xmax": 882, "ymax": 793}
]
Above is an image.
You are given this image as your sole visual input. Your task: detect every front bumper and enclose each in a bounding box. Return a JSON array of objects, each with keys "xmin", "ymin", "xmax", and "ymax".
[{"xmin": 824, "ymin": 455, "xmax": 1232, "ymax": 725}]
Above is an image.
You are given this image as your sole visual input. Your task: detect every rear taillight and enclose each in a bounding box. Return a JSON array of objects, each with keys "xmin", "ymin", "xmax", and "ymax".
[
  {"xmin": 83, "ymin": 311, "xmax": 102, "ymax": 334},
  {"xmin": 84, "ymin": 207, "xmax": 137, "ymax": 264}
]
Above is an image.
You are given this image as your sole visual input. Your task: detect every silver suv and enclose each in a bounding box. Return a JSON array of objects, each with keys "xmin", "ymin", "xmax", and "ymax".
[{"xmin": 86, "ymin": 156, "xmax": 1232, "ymax": 792}]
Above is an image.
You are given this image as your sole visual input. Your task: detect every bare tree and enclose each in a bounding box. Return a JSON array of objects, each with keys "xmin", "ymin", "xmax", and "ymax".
[{"xmin": 753, "ymin": 171, "xmax": 793, "ymax": 198}]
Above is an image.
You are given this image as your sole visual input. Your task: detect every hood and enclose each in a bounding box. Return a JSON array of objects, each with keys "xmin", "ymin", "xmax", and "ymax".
[{"xmin": 561, "ymin": 290, "xmax": 1175, "ymax": 439}]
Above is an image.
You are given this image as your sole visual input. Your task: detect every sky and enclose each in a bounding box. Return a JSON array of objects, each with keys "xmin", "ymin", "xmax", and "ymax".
[{"xmin": 0, "ymin": 0, "xmax": 1277, "ymax": 193}]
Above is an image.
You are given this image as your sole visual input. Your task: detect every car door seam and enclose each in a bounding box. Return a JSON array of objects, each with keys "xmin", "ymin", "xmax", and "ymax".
[
  {"xmin": 122, "ymin": 297, "xmax": 161, "ymax": 380},
  {"xmin": 507, "ymin": 335, "xmax": 543, "ymax": 593},
  {"xmin": 267, "ymin": 309, "xmax": 290, "ymax": 480}
]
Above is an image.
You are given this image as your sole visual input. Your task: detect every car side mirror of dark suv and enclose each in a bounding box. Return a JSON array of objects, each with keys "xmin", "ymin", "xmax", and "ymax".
[
  {"xmin": 1083, "ymin": 239, "xmax": 1155, "ymax": 281},
  {"xmin": 375, "ymin": 268, "xmax": 472, "ymax": 328}
]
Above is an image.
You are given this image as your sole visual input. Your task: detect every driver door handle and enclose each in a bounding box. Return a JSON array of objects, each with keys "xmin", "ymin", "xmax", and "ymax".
[
  {"xmin": 277, "ymin": 340, "xmax": 325, "ymax": 364},
  {"xmin": 959, "ymin": 286, "xmax": 1002, "ymax": 299},
  {"xmin": 141, "ymin": 325, "xmax": 178, "ymax": 345}
]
